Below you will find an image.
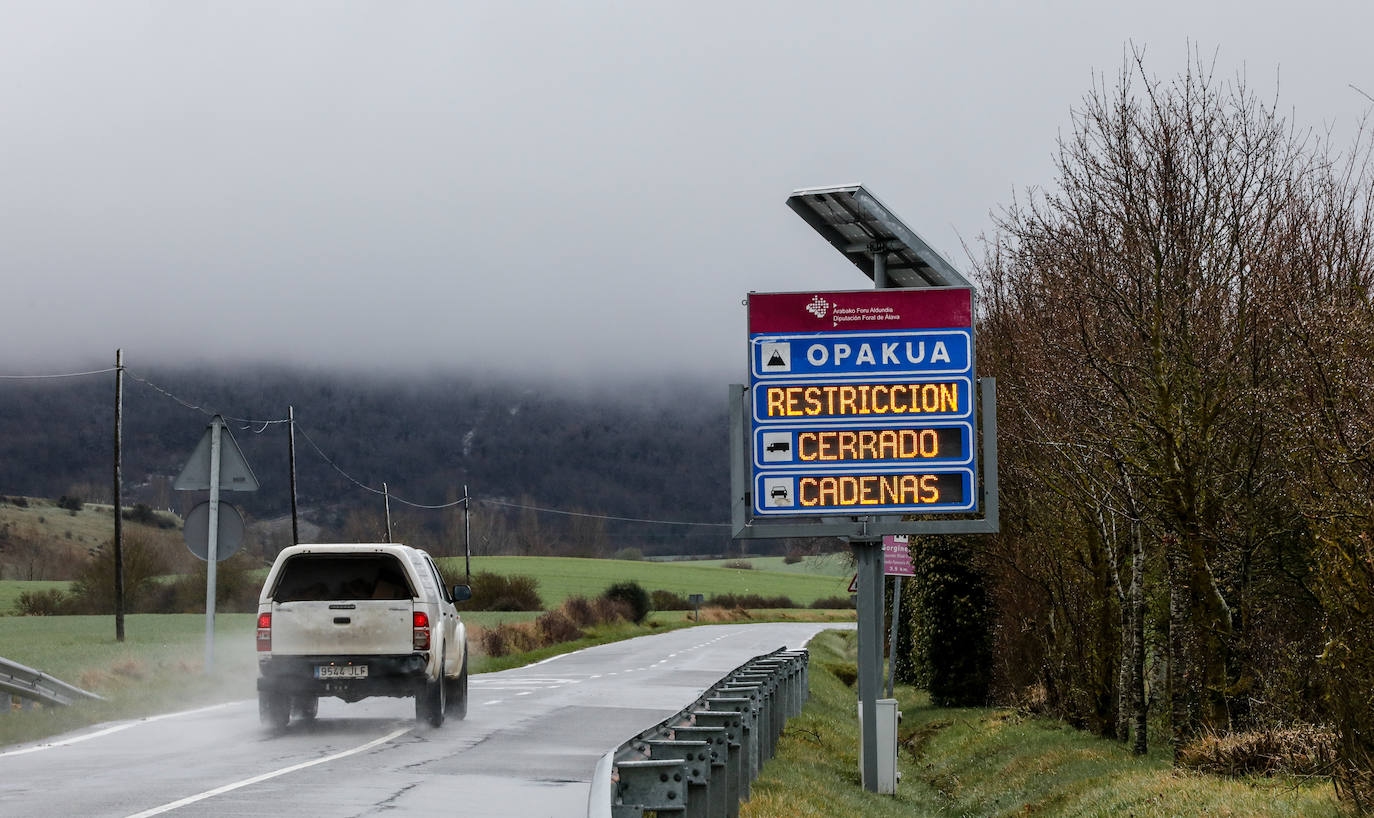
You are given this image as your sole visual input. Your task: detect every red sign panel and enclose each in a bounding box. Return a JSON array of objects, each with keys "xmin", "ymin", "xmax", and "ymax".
[
  {"xmin": 748, "ymin": 288, "xmax": 972, "ymax": 335},
  {"xmin": 882, "ymin": 535, "xmax": 916, "ymax": 577}
]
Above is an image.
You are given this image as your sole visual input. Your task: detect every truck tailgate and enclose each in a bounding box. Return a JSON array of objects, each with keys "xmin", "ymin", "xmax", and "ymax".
[{"xmin": 270, "ymin": 600, "xmax": 414, "ymax": 656}]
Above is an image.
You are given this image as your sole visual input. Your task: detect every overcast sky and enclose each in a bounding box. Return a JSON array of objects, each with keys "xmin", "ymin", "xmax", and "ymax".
[{"xmin": 2, "ymin": 2, "xmax": 1371, "ymax": 381}]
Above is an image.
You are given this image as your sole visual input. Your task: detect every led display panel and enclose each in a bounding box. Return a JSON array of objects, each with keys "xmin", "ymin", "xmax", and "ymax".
[{"xmin": 748, "ymin": 287, "xmax": 977, "ymax": 516}]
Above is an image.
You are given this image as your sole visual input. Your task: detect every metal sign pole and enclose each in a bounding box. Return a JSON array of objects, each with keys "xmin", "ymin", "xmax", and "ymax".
[
  {"xmin": 856, "ymin": 539, "xmax": 882, "ymax": 791},
  {"xmin": 204, "ymin": 416, "xmax": 222, "ymax": 673},
  {"xmin": 887, "ymin": 575, "xmax": 902, "ymax": 697}
]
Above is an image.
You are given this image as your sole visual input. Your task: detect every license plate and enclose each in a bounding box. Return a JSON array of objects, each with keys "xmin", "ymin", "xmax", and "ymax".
[{"xmin": 315, "ymin": 664, "xmax": 367, "ymax": 679}]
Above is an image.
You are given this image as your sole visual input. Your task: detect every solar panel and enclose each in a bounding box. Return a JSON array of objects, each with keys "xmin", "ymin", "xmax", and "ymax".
[{"xmin": 785, "ymin": 184, "xmax": 971, "ymax": 289}]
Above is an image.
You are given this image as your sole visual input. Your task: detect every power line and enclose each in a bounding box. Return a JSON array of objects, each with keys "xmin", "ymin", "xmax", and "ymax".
[
  {"xmin": 480, "ymin": 498, "xmax": 730, "ymax": 528},
  {"xmin": 125, "ymin": 371, "xmax": 290, "ymax": 430},
  {"xmin": 0, "ymin": 367, "xmax": 118, "ymax": 380}
]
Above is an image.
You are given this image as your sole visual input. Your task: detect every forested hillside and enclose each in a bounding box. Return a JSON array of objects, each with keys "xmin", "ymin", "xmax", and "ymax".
[{"xmin": 0, "ymin": 366, "xmax": 735, "ymax": 556}]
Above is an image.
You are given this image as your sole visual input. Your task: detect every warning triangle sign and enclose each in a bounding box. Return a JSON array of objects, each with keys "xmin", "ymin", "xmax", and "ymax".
[{"xmin": 173, "ymin": 417, "xmax": 261, "ymax": 492}]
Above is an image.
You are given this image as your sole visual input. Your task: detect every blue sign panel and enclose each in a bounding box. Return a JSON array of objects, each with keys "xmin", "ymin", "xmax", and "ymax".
[
  {"xmin": 753, "ymin": 422, "xmax": 973, "ymax": 470},
  {"xmin": 752, "ymin": 330, "xmax": 971, "ymax": 380},
  {"xmin": 748, "ymin": 288, "xmax": 978, "ymax": 517},
  {"xmin": 753, "ymin": 468, "xmax": 976, "ymax": 515},
  {"xmin": 751, "ymin": 377, "xmax": 973, "ymax": 424}
]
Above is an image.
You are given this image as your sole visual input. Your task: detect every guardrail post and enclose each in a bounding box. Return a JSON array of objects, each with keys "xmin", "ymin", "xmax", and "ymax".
[
  {"xmin": 672, "ymin": 725, "xmax": 728, "ymax": 818},
  {"xmin": 614, "ymin": 759, "xmax": 689, "ymax": 815},
  {"xmin": 692, "ymin": 710, "xmax": 744, "ymax": 816},
  {"xmin": 645, "ymin": 740, "xmax": 711, "ymax": 818},
  {"xmin": 715, "ymin": 685, "xmax": 764, "ymax": 784},
  {"xmin": 733, "ymin": 672, "xmax": 778, "ymax": 759},
  {"xmin": 706, "ymin": 696, "xmax": 755, "ymax": 800}
]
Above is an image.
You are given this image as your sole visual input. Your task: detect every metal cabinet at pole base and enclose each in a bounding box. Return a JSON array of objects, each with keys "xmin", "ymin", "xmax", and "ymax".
[{"xmin": 858, "ymin": 698, "xmax": 901, "ymax": 794}]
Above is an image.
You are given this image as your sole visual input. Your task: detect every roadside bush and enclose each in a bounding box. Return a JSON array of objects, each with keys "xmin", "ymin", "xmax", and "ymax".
[
  {"xmin": 603, "ymin": 581, "xmax": 651, "ymax": 624},
  {"xmin": 810, "ymin": 596, "xmax": 855, "ymax": 610},
  {"xmin": 562, "ymin": 595, "xmax": 596, "ymax": 626},
  {"xmin": 595, "ymin": 597, "xmax": 632, "ymax": 624},
  {"xmin": 13, "ymin": 588, "xmax": 71, "ymax": 615},
  {"xmin": 1178, "ymin": 726, "xmax": 1337, "ymax": 777},
  {"xmin": 464, "ymin": 571, "xmax": 543, "ymax": 611},
  {"xmin": 708, "ymin": 592, "xmax": 797, "ymax": 609},
  {"xmin": 66, "ymin": 536, "xmax": 168, "ymax": 614},
  {"xmin": 121, "ymin": 504, "xmax": 176, "ymax": 529},
  {"xmin": 536, "ymin": 610, "xmax": 584, "ymax": 643},
  {"xmin": 722, "ymin": 559, "xmax": 753, "ymax": 570},
  {"xmin": 160, "ymin": 551, "xmax": 264, "ymax": 613},
  {"xmin": 650, "ymin": 590, "xmax": 692, "ymax": 611}
]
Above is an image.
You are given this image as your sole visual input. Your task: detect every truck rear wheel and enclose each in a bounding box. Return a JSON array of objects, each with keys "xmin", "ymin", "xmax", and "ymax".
[
  {"xmin": 292, "ymin": 695, "xmax": 318, "ymax": 722},
  {"xmin": 259, "ymin": 690, "xmax": 290, "ymax": 729},
  {"xmin": 416, "ymin": 651, "xmax": 446, "ymax": 728}
]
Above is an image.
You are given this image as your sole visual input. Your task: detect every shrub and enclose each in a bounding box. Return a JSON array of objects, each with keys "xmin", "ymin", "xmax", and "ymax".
[
  {"xmin": 563, "ymin": 595, "xmax": 598, "ymax": 627},
  {"xmin": 537, "ymin": 610, "xmax": 584, "ymax": 643},
  {"xmin": 612, "ymin": 547, "xmax": 645, "ymax": 561},
  {"xmin": 722, "ymin": 559, "xmax": 753, "ymax": 570},
  {"xmin": 464, "ymin": 571, "xmax": 543, "ymax": 611},
  {"xmin": 707, "ymin": 592, "xmax": 797, "ymax": 609},
  {"xmin": 603, "ymin": 581, "xmax": 651, "ymax": 624},
  {"xmin": 57, "ymin": 495, "xmax": 84, "ymax": 512},
  {"xmin": 650, "ymin": 590, "xmax": 692, "ymax": 611},
  {"xmin": 122, "ymin": 503, "xmax": 175, "ymax": 529},
  {"xmin": 595, "ymin": 597, "xmax": 632, "ymax": 624},
  {"xmin": 1178, "ymin": 726, "xmax": 1337, "ymax": 777},
  {"xmin": 162, "ymin": 551, "xmax": 264, "ymax": 613},
  {"xmin": 810, "ymin": 596, "xmax": 856, "ymax": 610},
  {"xmin": 478, "ymin": 626, "xmax": 510, "ymax": 657},
  {"xmin": 782, "ymin": 551, "xmax": 803, "ymax": 565},
  {"xmin": 14, "ymin": 588, "xmax": 71, "ymax": 615},
  {"xmin": 66, "ymin": 536, "xmax": 169, "ymax": 614}
]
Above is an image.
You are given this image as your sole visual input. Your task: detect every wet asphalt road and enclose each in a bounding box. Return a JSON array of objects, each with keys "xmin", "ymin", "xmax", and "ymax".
[{"xmin": 0, "ymin": 622, "xmax": 845, "ymax": 818}]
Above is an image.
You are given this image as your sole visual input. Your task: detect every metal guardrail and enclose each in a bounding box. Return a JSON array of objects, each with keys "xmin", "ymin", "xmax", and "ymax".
[
  {"xmin": 1, "ymin": 656, "xmax": 106, "ymax": 711},
  {"xmin": 589, "ymin": 647, "xmax": 809, "ymax": 818}
]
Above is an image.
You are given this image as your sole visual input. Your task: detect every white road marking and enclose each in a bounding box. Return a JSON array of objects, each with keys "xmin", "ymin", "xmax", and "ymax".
[
  {"xmin": 122, "ymin": 726, "xmax": 412, "ymax": 818},
  {"xmin": 484, "ymin": 700, "xmax": 503, "ymax": 705},
  {"xmin": 0, "ymin": 702, "xmax": 242, "ymax": 759}
]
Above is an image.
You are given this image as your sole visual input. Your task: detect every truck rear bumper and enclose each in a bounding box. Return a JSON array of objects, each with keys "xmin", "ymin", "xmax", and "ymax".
[{"xmin": 258, "ymin": 654, "xmax": 431, "ymax": 702}]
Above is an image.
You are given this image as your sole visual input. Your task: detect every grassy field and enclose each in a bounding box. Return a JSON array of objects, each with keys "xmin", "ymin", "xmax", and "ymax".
[
  {"xmin": 438, "ymin": 555, "xmax": 853, "ymax": 608},
  {"xmin": 684, "ymin": 554, "xmax": 853, "ymax": 576},
  {"xmin": 741, "ymin": 630, "xmax": 1340, "ymax": 818}
]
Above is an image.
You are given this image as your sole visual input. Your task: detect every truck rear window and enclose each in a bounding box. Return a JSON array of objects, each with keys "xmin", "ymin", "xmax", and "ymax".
[{"xmin": 271, "ymin": 555, "xmax": 415, "ymax": 602}]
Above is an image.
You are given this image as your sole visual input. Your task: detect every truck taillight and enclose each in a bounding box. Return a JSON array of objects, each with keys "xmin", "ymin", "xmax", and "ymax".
[
  {"xmin": 256, "ymin": 612, "xmax": 271, "ymax": 652},
  {"xmin": 413, "ymin": 611, "xmax": 431, "ymax": 651}
]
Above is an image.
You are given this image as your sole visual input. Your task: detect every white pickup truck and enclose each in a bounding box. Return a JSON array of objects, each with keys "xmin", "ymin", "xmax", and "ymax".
[{"xmin": 255, "ymin": 543, "xmax": 470, "ymax": 728}]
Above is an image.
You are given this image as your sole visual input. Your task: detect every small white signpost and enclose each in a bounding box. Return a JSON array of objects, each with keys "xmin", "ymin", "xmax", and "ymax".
[{"xmin": 174, "ymin": 415, "xmax": 260, "ymax": 671}]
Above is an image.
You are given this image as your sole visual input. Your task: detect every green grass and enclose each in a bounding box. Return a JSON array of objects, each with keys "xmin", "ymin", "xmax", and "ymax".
[
  {"xmin": 742, "ymin": 630, "xmax": 1341, "ymax": 818},
  {"xmin": 440, "ymin": 555, "xmax": 853, "ymax": 608},
  {"xmin": 686, "ymin": 554, "xmax": 853, "ymax": 576}
]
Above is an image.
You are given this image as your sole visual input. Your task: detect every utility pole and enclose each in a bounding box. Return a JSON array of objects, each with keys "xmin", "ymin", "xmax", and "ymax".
[
  {"xmin": 112, "ymin": 349, "xmax": 125, "ymax": 642},
  {"xmin": 383, "ymin": 482, "xmax": 393, "ymax": 543},
  {"xmin": 463, "ymin": 484, "xmax": 471, "ymax": 582},
  {"xmin": 288, "ymin": 405, "xmax": 299, "ymax": 546}
]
